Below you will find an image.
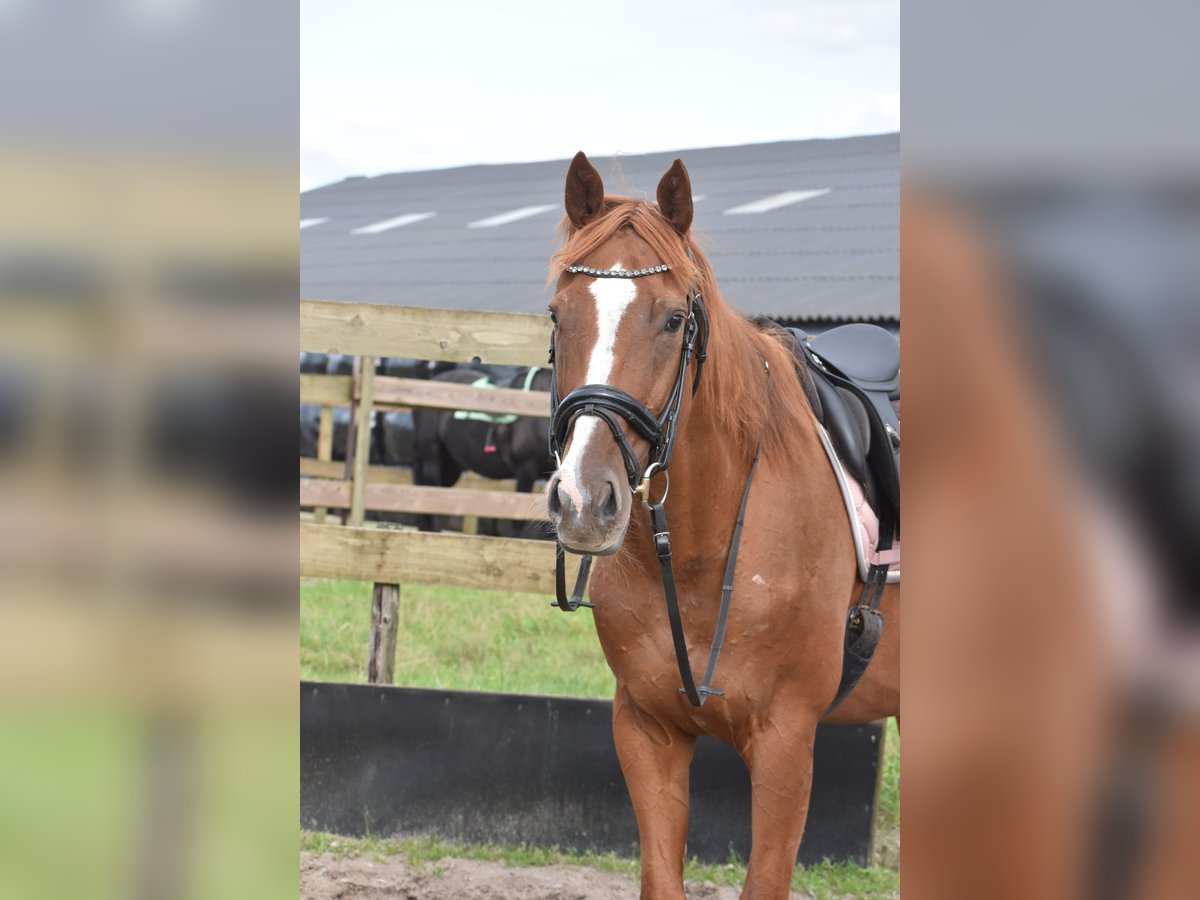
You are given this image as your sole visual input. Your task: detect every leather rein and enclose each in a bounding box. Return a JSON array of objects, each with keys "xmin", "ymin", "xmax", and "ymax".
[{"xmin": 548, "ymin": 262, "xmax": 768, "ymax": 708}]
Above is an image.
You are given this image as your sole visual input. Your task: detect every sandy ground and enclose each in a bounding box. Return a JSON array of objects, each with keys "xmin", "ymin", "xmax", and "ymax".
[
  {"xmin": 300, "ymin": 822, "xmax": 899, "ymax": 899},
  {"xmin": 300, "ymin": 852, "xmax": 820, "ymax": 899}
]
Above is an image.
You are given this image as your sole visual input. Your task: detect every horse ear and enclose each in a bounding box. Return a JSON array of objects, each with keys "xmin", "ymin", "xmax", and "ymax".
[
  {"xmin": 656, "ymin": 159, "xmax": 694, "ymax": 235},
  {"xmin": 564, "ymin": 151, "xmax": 605, "ymax": 229}
]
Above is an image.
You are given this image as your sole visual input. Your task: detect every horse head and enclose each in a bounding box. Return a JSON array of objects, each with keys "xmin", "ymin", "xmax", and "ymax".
[{"xmin": 545, "ymin": 152, "xmax": 702, "ymax": 555}]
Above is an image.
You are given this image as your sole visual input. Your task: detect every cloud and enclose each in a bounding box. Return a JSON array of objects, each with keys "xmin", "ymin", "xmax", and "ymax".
[
  {"xmin": 301, "ymin": 0, "xmax": 899, "ymax": 186},
  {"xmin": 841, "ymin": 92, "xmax": 901, "ymax": 135},
  {"xmin": 746, "ymin": 0, "xmax": 900, "ymax": 50},
  {"xmin": 300, "ymin": 145, "xmax": 351, "ymax": 192}
]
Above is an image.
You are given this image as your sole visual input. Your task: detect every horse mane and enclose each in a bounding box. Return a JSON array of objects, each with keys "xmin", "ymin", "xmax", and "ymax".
[{"xmin": 550, "ymin": 196, "xmax": 814, "ymax": 468}]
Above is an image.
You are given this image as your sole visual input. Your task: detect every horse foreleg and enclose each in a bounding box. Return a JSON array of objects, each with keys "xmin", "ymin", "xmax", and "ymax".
[
  {"xmin": 739, "ymin": 716, "xmax": 820, "ymax": 900},
  {"xmin": 612, "ymin": 690, "xmax": 696, "ymax": 900}
]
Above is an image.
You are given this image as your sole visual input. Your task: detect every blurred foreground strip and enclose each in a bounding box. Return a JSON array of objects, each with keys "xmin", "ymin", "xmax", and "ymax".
[
  {"xmin": 903, "ymin": 184, "xmax": 1199, "ymax": 900},
  {"xmin": 0, "ymin": 142, "xmax": 297, "ymax": 898},
  {"xmin": 902, "ymin": 3, "xmax": 1200, "ymax": 893}
]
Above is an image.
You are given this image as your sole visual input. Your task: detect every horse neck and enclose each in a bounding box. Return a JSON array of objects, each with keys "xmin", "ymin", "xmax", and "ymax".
[{"xmin": 629, "ymin": 343, "xmax": 825, "ymax": 569}]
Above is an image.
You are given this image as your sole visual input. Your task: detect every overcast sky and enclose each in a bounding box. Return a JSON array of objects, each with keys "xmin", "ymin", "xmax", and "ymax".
[{"xmin": 301, "ymin": 0, "xmax": 898, "ymax": 191}]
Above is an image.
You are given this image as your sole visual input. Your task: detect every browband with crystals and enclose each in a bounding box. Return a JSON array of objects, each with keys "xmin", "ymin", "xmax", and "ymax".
[{"xmin": 565, "ymin": 263, "xmax": 670, "ymax": 278}]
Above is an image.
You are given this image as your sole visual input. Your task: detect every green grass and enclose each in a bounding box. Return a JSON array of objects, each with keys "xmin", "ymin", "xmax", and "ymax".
[
  {"xmin": 300, "ymin": 831, "xmax": 899, "ymax": 899},
  {"xmin": 301, "ymin": 578, "xmax": 899, "ymax": 893},
  {"xmin": 301, "ymin": 579, "xmax": 615, "ymax": 698},
  {"xmin": 878, "ymin": 717, "xmax": 900, "ymax": 834},
  {"xmin": 0, "ymin": 709, "xmax": 136, "ymax": 900},
  {"xmin": 301, "ymin": 830, "xmax": 641, "ymax": 876},
  {"xmin": 1, "ymin": 707, "xmax": 299, "ymax": 900}
]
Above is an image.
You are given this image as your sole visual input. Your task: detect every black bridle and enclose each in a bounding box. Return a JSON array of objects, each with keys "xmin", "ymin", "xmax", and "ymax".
[
  {"xmin": 548, "ymin": 264, "xmax": 709, "ymax": 499},
  {"xmin": 548, "ymin": 261, "xmax": 766, "ymax": 709}
]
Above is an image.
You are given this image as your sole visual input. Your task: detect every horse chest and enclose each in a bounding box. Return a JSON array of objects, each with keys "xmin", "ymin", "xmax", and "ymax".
[{"xmin": 589, "ymin": 562, "xmax": 803, "ymax": 723}]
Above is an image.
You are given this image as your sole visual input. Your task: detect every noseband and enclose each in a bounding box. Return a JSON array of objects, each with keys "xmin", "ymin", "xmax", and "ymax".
[{"xmin": 548, "ymin": 263, "xmax": 709, "ymax": 500}]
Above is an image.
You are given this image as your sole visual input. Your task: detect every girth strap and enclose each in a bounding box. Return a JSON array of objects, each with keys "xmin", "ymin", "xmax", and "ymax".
[{"xmin": 825, "ymin": 502, "xmax": 895, "ymax": 714}]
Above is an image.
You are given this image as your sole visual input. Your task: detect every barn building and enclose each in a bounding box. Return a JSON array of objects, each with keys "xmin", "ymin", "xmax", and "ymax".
[{"xmin": 301, "ymin": 133, "xmax": 898, "ymax": 331}]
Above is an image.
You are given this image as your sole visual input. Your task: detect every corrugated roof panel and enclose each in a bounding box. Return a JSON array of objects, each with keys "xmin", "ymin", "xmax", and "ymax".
[{"xmin": 302, "ymin": 134, "xmax": 899, "ymax": 322}]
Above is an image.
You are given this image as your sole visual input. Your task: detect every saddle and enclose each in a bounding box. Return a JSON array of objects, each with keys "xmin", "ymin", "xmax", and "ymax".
[
  {"xmin": 775, "ymin": 323, "xmax": 900, "ymax": 548},
  {"xmin": 779, "ymin": 322, "xmax": 900, "ymax": 714}
]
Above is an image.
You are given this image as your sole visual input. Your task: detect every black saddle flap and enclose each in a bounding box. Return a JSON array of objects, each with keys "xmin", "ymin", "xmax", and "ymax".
[
  {"xmin": 787, "ymin": 325, "xmax": 900, "ymax": 537},
  {"xmin": 810, "ymin": 374, "xmax": 871, "ymax": 487}
]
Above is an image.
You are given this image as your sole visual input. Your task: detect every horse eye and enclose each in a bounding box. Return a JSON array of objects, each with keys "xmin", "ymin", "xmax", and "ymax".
[
  {"xmin": 549, "ymin": 310, "xmax": 559, "ymax": 325},
  {"xmin": 665, "ymin": 312, "xmax": 686, "ymax": 333}
]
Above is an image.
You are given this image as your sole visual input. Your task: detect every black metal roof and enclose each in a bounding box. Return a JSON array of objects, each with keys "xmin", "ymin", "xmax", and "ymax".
[{"xmin": 301, "ymin": 133, "xmax": 898, "ymax": 323}]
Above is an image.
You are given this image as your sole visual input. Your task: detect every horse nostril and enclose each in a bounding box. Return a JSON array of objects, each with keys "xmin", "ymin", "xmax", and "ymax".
[
  {"xmin": 548, "ymin": 481, "xmax": 563, "ymax": 517},
  {"xmin": 602, "ymin": 480, "xmax": 618, "ymax": 520}
]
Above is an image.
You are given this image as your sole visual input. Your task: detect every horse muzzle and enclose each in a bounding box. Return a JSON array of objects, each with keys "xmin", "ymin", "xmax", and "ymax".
[{"xmin": 546, "ymin": 467, "xmax": 630, "ymax": 555}]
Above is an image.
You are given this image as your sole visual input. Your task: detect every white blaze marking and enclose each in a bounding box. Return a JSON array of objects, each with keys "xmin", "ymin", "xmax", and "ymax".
[
  {"xmin": 556, "ymin": 263, "xmax": 638, "ymax": 515},
  {"xmin": 583, "ymin": 265, "xmax": 638, "ymax": 385},
  {"xmin": 722, "ymin": 188, "xmax": 830, "ymax": 214}
]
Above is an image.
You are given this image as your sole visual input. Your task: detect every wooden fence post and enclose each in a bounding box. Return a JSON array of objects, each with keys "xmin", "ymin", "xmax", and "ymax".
[
  {"xmin": 367, "ymin": 583, "xmax": 401, "ymax": 684},
  {"xmin": 348, "ymin": 355, "xmax": 375, "ymax": 527},
  {"xmin": 313, "ymin": 405, "xmax": 334, "ymax": 523}
]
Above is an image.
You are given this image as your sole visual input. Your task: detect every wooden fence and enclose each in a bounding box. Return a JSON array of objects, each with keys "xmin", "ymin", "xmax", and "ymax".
[{"xmin": 299, "ymin": 300, "xmax": 579, "ymax": 682}]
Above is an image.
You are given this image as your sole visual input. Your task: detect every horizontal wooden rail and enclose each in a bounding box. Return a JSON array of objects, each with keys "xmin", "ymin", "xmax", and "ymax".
[
  {"xmin": 300, "ymin": 479, "xmax": 549, "ymax": 521},
  {"xmin": 299, "ymin": 373, "xmax": 353, "ymax": 405},
  {"xmin": 373, "ymin": 376, "xmax": 550, "ymax": 417},
  {"xmin": 299, "ymin": 459, "xmax": 530, "ymax": 494},
  {"xmin": 301, "ymin": 458, "xmax": 413, "ymax": 482},
  {"xmin": 301, "ymin": 524, "xmax": 579, "ymax": 594},
  {"xmin": 300, "ymin": 373, "xmax": 550, "ymax": 419},
  {"xmin": 301, "ymin": 300, "xmax": 552, "ymax": 366}
]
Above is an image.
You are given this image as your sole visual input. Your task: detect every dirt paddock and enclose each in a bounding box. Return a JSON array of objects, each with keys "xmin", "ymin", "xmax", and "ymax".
[{"xmin": 300, "ymin": 852, "xmax": 820, "ymax": 899}]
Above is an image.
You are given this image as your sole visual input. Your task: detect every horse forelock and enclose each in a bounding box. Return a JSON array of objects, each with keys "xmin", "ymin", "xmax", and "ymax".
[
  {"xmin": 551, "ymin": 197, "xmax": 700, "ymax": 292},
  {"xmin": 550, "ymin": 196, "xmax": 815, "ymax": 470}
]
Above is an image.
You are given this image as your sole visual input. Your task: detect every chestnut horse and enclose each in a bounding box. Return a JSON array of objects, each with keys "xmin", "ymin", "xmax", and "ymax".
[{"xmin": 544, "ymin": 153, "xmax": 899, "ymax": 900}]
